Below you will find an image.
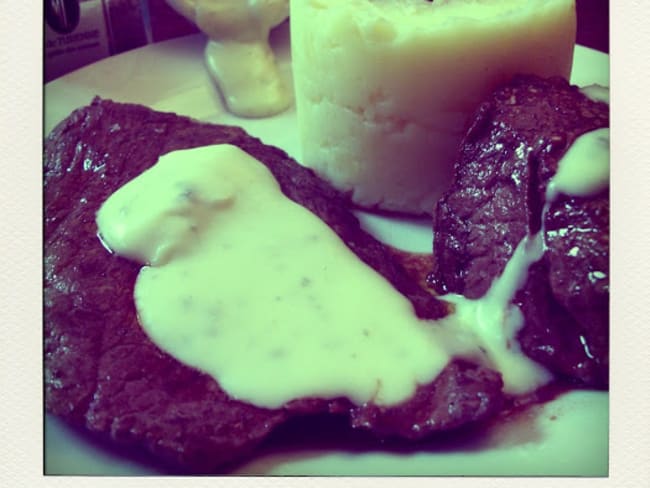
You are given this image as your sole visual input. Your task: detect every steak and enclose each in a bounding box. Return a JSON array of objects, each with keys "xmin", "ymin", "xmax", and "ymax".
[
  {"xmin": 44, "ymin": 98, "xmax": 505, "ymax": 473},
  {"xmin": 430, "ymin": 75, "xmax": 609, "ymax": 388}
]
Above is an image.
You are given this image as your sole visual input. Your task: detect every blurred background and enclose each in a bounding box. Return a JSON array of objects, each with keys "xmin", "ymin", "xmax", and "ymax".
[{"xmin": 44, "ymin": 0, "xmax": 609, "ymax": 83}]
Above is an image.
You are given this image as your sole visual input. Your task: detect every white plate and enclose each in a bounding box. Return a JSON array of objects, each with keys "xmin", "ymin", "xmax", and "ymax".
[{"xmin": 43, "ymin": 22, "xmax": 610, "ymax": 476}]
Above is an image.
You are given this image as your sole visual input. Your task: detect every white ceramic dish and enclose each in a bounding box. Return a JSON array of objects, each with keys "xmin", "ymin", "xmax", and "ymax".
[{"xmin": 43, "ymin": 22, "xmax": 610, "ymax": 476}]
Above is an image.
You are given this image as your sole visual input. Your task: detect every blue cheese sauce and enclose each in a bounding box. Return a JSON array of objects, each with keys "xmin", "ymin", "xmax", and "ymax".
[
  {"xmin": 580, "ymin": 84, "xmax": 610, "ymax": 105},
  {"xmin": 439, "ymin": 232, "xmax": 551, "ymax": 395},
  {"xmin": 167, "ymin": 0, "xmax": 291, "ymax": 118},
  {"xmin": 95, "ymin": 135, "xmax": 608, "ymax": 409},
  {"xmin": 547, "ymin": 127, "xmax": 609, "ymax": 200}
]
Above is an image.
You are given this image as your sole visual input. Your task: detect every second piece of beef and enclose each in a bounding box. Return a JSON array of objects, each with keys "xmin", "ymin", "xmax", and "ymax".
[{"xmin": 430, "ymin": 75, "xmax": 609, "ymax": 388}]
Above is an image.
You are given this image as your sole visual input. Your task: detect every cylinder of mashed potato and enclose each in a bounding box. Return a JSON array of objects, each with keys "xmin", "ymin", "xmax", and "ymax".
[{"xmin": 290, "ymin": 0, "xmax": 576, "ymax": 214}]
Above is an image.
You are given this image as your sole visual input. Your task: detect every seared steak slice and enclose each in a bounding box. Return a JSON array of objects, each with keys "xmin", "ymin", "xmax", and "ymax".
[
  {"xmin": 45, "ymin": 98, "xmax": 504, "ymax": 473},
  {"xmin": 431, "ymin": 75, "xmax": 609, "ymax": 388}
]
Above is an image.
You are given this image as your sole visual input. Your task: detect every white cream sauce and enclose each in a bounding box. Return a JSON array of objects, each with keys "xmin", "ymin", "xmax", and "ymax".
[
  {"xmin": 440, "ymin": 232, "xmax": 551, "ymax": 395},
  {"xmin": 580, "ymin": 84, "xmax": 610, "ymax": 105},
  {"xmin": 548, "ymin": 128, "xmax": 610, "ymax": 199},
  {"xmin": 166, "ymin": 0, "xmax": 291, "ymax": 117},
  {"xmin": 95, "ymin": 136, "xmax": 608, "ymax": 409}
]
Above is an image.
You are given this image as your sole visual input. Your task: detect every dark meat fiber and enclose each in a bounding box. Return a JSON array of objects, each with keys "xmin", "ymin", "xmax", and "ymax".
[
  {"xmin": 431, "ymin": 75, "xmax": 609, "ymax": 388},
  {"xmin": 44, "ymin": 98, "xmax": 504, "ymax": 473}
]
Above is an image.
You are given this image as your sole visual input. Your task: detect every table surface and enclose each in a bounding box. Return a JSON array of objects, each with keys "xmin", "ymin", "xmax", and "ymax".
[{"xmin": 576, "ymin": 0, "xmax": 609, "ymax": 53}]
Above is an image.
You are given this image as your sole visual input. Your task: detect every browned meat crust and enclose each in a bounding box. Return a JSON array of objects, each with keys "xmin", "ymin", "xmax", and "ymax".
[
  {"xmin": 44, "ymin": 98, "xmax": 504, "ymax": 473},
  {"xmin": 430, "ymin": 75, "xmax": 609, "ymax": 388}
]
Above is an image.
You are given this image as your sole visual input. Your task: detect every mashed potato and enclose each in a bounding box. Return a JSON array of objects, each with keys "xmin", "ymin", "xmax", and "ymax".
[{"xmin": 291, "ymin": 0, "xmax": 576, "ymax": 214}]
